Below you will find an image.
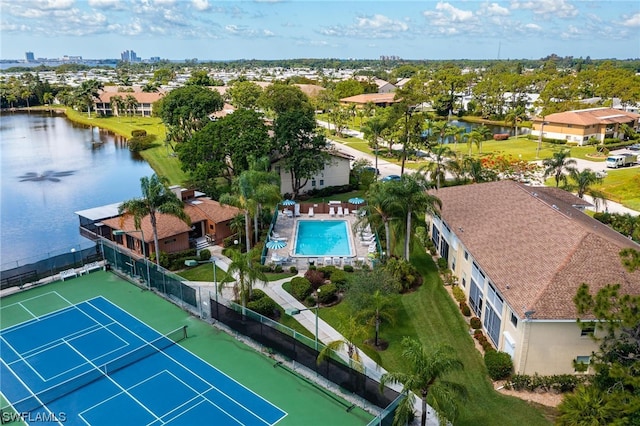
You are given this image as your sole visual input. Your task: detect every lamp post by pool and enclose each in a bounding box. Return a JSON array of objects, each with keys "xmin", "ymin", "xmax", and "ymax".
[
  {"xmin": 286, "ymin": 288, "xmax": 321, "ymax": 350},
  {"xmin": 536, "ymin": 120, "xmax": 549, "ymax": 158},
  {"xmin": 184, "ymin": 257, "xmax": 218, "ymax": 319},
  {"xmin": 113, "ymin": 229, "xmax": 150, "ymax": 290}
]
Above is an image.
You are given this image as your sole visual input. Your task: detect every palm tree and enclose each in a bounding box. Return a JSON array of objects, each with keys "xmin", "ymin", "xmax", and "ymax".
[
  {"xmin": 118, "ymin": 174, "xmax": 190, "ymax": 265},
  {"xmin": 239, "ymin": 157, "xmax": 281, "ymax": 244},
  {"xmin": 355, "ymin": 182, "xmax": 402, "ymax": 258},
  {"xmin": 141, "ymin": 82, "xmax": 159, "ymax": 93},
  {"xmin": 389, "ymin": 175, "xmax": 441, "ymax": 261},
  {"xmin": 124, "ymin": 94, "xmax": 138, "ymax": 123},
  {"xmin": 229, "ymin": 214, "xmax": 246, "ymax": 249},
  {"xmin": 361, "ymin": 115, "xmax": 387, "ymax": 180},
  {"xmin": 557, "ymin": 386, "xmax": 620, "ymax": 426},
  {"xmin": 380, "ymin": 337, "xmax": 466, "ymax": 426},
  {"xmin": 466, "ymin": 129, "xmax": 484, "ymax": 155},
  {"xmin": 224, "ymin": 248, "xmax": 268, "ymax": 318},
  {"xmin": 356, "ymin": 290, "xmax": 396, "ymax": 348},
  {"xmin": 421, "ymin": 144, "xmax": 456, "ymax": 189},
  {"xmin": 505, "ymin": 106, "xmax": 526, "ymax": 140},
  {"xmin": 74, "ymin": 79, "xmax": 103, "ymax": 117},
  {"xmin": 568, "ymin": 168, "xmax": 608, "ymax": 211},
  {"xmin": 543, "ymin": 149, "xmax": 577, "ymax": 187},
  {"xmin": 109, "ymin": 95, "xmax": 124, "ymax": 120},
  {"xmin": 317, "ymin": 316, "xmax": 368, "ymax": 369}
]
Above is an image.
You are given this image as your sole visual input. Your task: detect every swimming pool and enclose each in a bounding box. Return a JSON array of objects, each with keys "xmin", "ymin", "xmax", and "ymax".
[{"xmin": 294, "ymin": 220, "xmax": 353, "ymax": 257}]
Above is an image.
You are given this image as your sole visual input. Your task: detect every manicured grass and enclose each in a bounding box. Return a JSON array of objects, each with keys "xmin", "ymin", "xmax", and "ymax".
[
  {"xmin": 595, "ymin": 168, "xmax": 640, "ymax": 211},
  {"xmin": 313, "ymin": 246, "xmax": 553, "ymax": 425},
  {"xmin": 62, "ymin": 108, "xmax": 188, "ymax": 185},
  {"xmin": 176, "ymin": 263, "xmax": 232, "ymax": 283}
]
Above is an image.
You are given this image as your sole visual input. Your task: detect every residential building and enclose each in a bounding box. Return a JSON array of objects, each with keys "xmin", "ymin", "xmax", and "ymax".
[
  {"xmin": 273, "ymin": 150, "xmax": 353, "ymax": 195},
  {"xmin": 427, "ymin": 180, "xmax": 640, "ymax": 375},
  {"xmin": 75, "ymin": 187, "xmax": 243, "ymax": 257},
  {"xmin": 339, "ymin": 93, "xmax": 399, "ymax": 108},
  {"xmin": 94, "ymin": 89, "xmax": 165, "ymax": 117},
  {"xmin": 532, "ymin": 107, "xmax": 640, "ymax": 145}
]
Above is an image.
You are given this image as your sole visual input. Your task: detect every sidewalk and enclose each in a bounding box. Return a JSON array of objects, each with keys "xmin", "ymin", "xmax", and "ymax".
[{"xmin": 190, "ymin": 246, "xmax": 438, "ymax": 424}]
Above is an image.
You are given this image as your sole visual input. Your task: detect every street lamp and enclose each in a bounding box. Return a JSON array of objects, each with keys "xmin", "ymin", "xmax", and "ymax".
[
  {"xmin": 286, "ymin": 288, "xmax": 321, "ymax": 350},
  {"xmin": 185, "ymin": 257, "xmax": 218, "ymax": 319},
  {"xmin": 536, "ymin": 120, "xmax": 549, "ymax": 158},
  {"xmin": 113, "ymin": 229, "xmax": 150, "ymax": 290}
]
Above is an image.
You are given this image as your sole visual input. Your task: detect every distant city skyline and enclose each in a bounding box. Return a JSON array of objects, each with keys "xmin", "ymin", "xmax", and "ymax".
[{"xmin": 1, "ymin": 0, "xmax": 639, "ymax": 61}]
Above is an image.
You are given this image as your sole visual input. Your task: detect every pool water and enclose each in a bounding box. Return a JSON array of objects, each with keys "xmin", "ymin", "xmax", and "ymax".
[{"xmin": 294, "ymin": 220, "xmax": 353, "ymax": 257}]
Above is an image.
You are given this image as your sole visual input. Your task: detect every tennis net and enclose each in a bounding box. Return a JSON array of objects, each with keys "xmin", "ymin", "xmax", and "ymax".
[{"xmin": 9, "ymin": 325, "xmax": 188, "ymax": 414}]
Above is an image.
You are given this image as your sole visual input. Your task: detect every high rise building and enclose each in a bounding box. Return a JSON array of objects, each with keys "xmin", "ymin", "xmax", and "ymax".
[
  {"xmin": 120, "ymin": 50, "xmax": 139, "ymax": 63},
  {"xmin": 25, "ymin": 52, "xmax": 35, "ymax": 62}
]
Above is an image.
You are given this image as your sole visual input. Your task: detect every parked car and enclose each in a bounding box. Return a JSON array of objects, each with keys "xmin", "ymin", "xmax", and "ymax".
[
  {"xmin": 381, "ymin": 174, "xmax": 402, "ymax": 182},
  {"xmin": 627, "ymin": 143, "xmax": 640, "ymax": 151},
  {"xmin": 363, "ymin": 166, "xmax": 380, "ymax": 175}
]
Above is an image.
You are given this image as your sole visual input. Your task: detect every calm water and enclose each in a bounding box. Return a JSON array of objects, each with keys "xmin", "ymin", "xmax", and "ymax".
[
  {"xmin": 294, "ymin": 220, "xmax": 352, "ymax": 257},
  {"xmin": 0, "ymin": 112, "xmax": 154, "ymax": 269}
]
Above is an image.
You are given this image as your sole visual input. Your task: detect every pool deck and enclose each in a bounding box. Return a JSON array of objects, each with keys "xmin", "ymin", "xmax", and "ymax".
[{"xmin": 267, "ymin": 210, "xmax": 378, "ymax": 269}]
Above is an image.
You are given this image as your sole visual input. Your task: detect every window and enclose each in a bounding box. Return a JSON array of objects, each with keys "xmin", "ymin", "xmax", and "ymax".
[
  {"xmin": 164, "ymin": 238, "xmax": 176, "ymax": 244},
  {"xmin": 464, "ymin": 251, "xmax": 469, "ymax": 260},
  {"xmin": 574, "ymin": 356, "xmax": 591, "ymax": 372},
  {"xmin": 319, "ymin": 179, "xmax": 324, "ymax": 186},
  {"xmin": 451, "ymin": 259, "xmax": 456, "ymax": 271},
  {"xmin": 311, "ymin": 180, "xmax": 316, "ymax": 187},
  {"xmin": 580, "ymin": 325, "xmax": 595, "ymax": 337},
  {"xmin": 510, "ymin": 312, "xmax": 518, "ymax": 327},
  {"xmin": 461, "ymin": 272, "xmax": 467, "ymax": 288}
]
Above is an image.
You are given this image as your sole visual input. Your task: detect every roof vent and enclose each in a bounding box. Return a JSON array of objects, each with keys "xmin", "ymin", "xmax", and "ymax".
[{"xmin": 552, "ymin": 204, "xmax": 559, "ymax": 210}]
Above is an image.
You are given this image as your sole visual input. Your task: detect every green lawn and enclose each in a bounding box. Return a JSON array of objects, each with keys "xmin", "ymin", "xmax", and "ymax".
[
  {"xmin": 596, "ymin": 168, "xmax": 640, "ymax": 211},
  {"xmin": 308, "ymin": 247, "xmax": 554, "ymax": 425},
  {"xmin": 63, "ymin": 108, "xmax": 188, "ymax": 185}
]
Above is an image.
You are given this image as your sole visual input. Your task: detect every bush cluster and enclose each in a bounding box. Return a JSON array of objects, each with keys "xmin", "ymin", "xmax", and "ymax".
[
  {"xmin": 474, "ymin": 330, "xmax": 495, "ymax": 353},
  {"xmin": 290, "ymin": 277, "xmax": 313, "ymax": 301},
  {"xmin": 317, "ymin": 283, "xmax": 338, "ymax": 304},
  {"xmin": 246, "ymin": 290, "xmax": 279, "ymax": 318},
  {"xmin": 329, "ymin": 269, "xmax": 348, "ymax": 290},
  {"xmin": 452, "ymin": 286, "xmax": 466, "ymax": 303},
  {"xmin": 470, "ymin": 317, "xmax": 482, "ymax": 329},
  {"xmin": 436, "ymin": 257, "xmax": 448, "ymax": 271},
  {"xmin": 166, "ymin": 249, "xmax": 198, "ymax": 270},
  {"xmin": 507, "ymin": 374, "xmax": 588, "ymax": 393},
  {"xmin": 317, "ymin": 265, "xmax": 336, "ymax": 278},
  {"xmin": 199, "ymin": 249, "xmax": 211, "ymax": 262},
  {"xmin": 384, "ymin": 257, "xmax": 423, "ymax": 292},
  {"xmin": 289, "ymin": 266, "xmax": 298, "ymax": 274},
  {"xmin": 128, "ymin": 134, "xmax": 157, "ymax": 152},
  {"xmin": 343, "ymin": 265, "xmax": 354, "ymax": 273},
  {"xmin": 459, "ymin": 301, "xmax": 471, "ymax": 317},
  {"xmin": 304, "ymin": 269, "xmax": 326, "ymax": 289},
  {"xmin": 484, "ymin": 351, "xmax": 513, "ymax": 380}
]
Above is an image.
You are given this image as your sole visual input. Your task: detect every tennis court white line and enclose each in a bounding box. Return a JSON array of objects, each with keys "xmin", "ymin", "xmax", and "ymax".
[
  {"xmin": 92, "ymin": 296, "xmax": 288, "ymax": 424},
  {"xmin": 17, "ymin": 302, "xmax": 37, "ymax": 320},
  {"xmin": 63, "ymin": 338, "xmax": 162, "ymax": 424},
  {"xmin": 0, "ymin": 291, "xmax": 64, "ymax": 311},
  {"xmin": 0, "ymin": 335, "xmax": 50, "ymax": 382},
  {"xmin": 18, "ymin": 322, "xmax": 104, "ymax": 359},
  {"xmin": 0, "ymin": 357, "xmax": 63, "ymax": 426}
]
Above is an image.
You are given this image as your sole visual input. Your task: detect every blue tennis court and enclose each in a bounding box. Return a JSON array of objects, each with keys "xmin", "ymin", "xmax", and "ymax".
[{"xmin": 0, "ymin": 296, "xmax": 287, "ymax": 425}]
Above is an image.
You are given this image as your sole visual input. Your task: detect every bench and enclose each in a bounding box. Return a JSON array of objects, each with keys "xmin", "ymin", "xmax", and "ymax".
[
  {"xmin": 81, "ymin": 261, "xmax": 102, "ymax": 274},
  {"xmin": 60, "ymin": 269, "xmax": 77, "ymax": 281}
]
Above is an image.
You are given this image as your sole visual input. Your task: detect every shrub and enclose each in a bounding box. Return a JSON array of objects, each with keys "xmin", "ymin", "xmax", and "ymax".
[
  {"xmin": 343, "ymin": 265, "xmax": 354, "ymax": 273},
  {"xmin": 199, "ymin": 249, "xmax": 211, "ymax": 262},
  {"xmin": 436, "ymin": 257, "xmax": 448, "ymax": 271},
  {"xmin": 131, "ymin": 129, "xmax": 147, "ymax": 137},
  {"xmin": 317, "ymin": 283, "xmax": 338, "ymax": 304},
  {"xmin": 485, "ymin": 351, "xmax": 513, "ymax": 380},
  {"xmin": 425, "ymin": 240, "xmax": 437, "ymax": 256},
  {"xmin": 452, "ymin": 286, "xmax": 466, "ymax": 303},
  {"xmin": 470, "ymin": 317, "xmax": 482, "ymax": 329},
  {"xmin": 260, "ymin": 265, "xmax": 273, "ymax": 272},
  {"xmin": 128, "ymin": 134, "xmax": 157, "ymax": 152},
  {"xmin": 473, "ymin": 329, "xmax": 484, "ymax": 339},
  {"xmin": 250, "ymin": 289, "xmax": 267, "ymax": 301},
  {"xmin": 459, "ymin": 301, "xmax": 471, "ymax": 317},
  {"xmin": 329, "ymin": 269, "xmax": 348, "ymax": 289},
  {"xmin": 290, "ymin": 277, "xmax": 312, "ymax": 301},
  {"xmin": 317, "ymin": 265, "xmax": 336, "ymax": 279},
  {"xmin": 274, "ymin": 264, "xmax": 283, "ymax": 273},
  {"xmin": 289, "ymin": 266, "xmax": 298, "ymax": 274},
  {"xmin": 507, "ymin": 374, "xmax": 586, "ymax": 393},
  {"xmin": 247, "ymin": 296, "xmax": 278, "ymax": 317},
  {"xmin": 304, "ymin": 269, "xmax": 326, "ymax": 289}
]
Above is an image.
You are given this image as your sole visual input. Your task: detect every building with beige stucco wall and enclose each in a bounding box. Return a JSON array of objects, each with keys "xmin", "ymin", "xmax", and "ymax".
[{"xmin": 427, "ymin": 180, "xmax": 640, "ymax": 375}]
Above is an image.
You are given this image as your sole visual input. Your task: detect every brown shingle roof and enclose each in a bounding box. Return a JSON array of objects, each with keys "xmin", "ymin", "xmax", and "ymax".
[
  {"xmin": 339, "ymin": 93, "xmax": 399, "ymax": 105},
  {"xmin": 102, "ymin": 213, "xmax": 191, "ymax": 242},
  {"xmin": 98, "ymin": 91, "xmax": 165, "ymax": 103},
  {"xmin": 433, "ymin": 180, "xmax": 640, "ymax": 320},
  {"xmin": 536, "ymin": 108, "xmax": 640, "ymax": 126},
  {"xmin": 184, "ymin": 198, "xmax": 241, "ymax": 223}
]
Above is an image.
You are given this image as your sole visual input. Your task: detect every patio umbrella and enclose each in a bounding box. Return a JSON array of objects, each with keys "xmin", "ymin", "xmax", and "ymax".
[
  {"xmin": 281, "ymin": 199, "xmax": 296, "ymax": 206},
  {"xmin": 266, "ymin": 240, "xmax": 287, "ymax": 250},
  {"xmin": 348, "ymin": 197, "xmax": 365, "ymax": 205}
]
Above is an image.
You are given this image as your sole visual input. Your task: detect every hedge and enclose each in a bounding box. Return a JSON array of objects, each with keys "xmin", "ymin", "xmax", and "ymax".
[
  {"xmin": 247, "ymin": 296, "xmax": 279, "ymax": 317},
  {"xmin": 317, "ymin": 283, "xmax": 338, "ymax": 304},
  {"xmin": 485, "ymin": 351, "xmax": 513, "ymax": 380},
  {"xmin": 290, "ymin": 277, "xmax": 313, "ymax": 301}
]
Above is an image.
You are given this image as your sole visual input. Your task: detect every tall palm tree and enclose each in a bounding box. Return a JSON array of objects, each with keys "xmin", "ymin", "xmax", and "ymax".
[
  {"xmin": 124, "ymin": 94, "xmax": 138, "ymax": 123},
  {"xmin": 109, "ymin": 95, "xmax": 124, "ymax": 120},
  {"xmin": 240, "ymin": 156, "xmax": 281, "ymax": 244},
  {"xmin": 74, "ymin": 79, "xmax": 103, "ymax": 117},
  {"xmin": 421, "ymin": 144, "xmax": 456, "ymax": 189},
  {"xmin": 568, "ymin": 168, "xmax": 608, "ymax": 211},
  {"xmin": 505, "ymin": 106, "xmax": 526, "ymax": 140},
  {"xmin": 118, "ymin": 174, "xmax": 190, "ymax": 265},
  {"xmin": 389, "ymin": 175, "xmax": 441, "ymax": 261},
  {"xmin": 466, "ymin": 129, "xmax": 484, "ymax": 155},
  {"xmin": 380, "ymin": 337, "xmax": 466, "ymax": 426},
  {"xmin": 229, "ymin": 214, "xmax": 246, "ymax": 249},
  {"xmin": 225, "ymin": 248, "xmax": 268, "ymax": 318},
  {"xmin": 355, "ymin": 182, "xmax": 402, "ymax": 258},
  {"xmin": 543, "ymin": 149, "xmax": 577, "ymax": 187},
  {"xmin": 361, "ymin": 115, "xmax": 387, "ymax": 180}
]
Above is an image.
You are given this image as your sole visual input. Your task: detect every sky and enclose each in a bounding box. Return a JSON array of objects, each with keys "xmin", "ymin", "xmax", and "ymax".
[{"xmin": 1, "ymin": 0, "xmax": 639, "ymax": 61}]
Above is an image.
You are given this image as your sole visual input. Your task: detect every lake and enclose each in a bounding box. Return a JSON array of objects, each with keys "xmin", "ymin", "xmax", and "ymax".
[{"xmin": 0, "ymin": 112, "xmax": 154, "ymax": 270}]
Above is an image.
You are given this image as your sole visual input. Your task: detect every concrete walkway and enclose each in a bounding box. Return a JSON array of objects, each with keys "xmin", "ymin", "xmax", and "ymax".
[{"xmin": 186, "ymin": 245, "xmax": 439, "ymax": 425}]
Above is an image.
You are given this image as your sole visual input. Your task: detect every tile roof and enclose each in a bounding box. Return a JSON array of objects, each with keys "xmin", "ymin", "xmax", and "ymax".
[
  {"xmin": 339, "ymin": 93, "xmax": 399, "ymax": 104},
  {"xmin": 535, "ymin": 107, "xmax": 640, "ymax": 126},
  {"xmin": 433, "ymin": 180, "xmax": 640, "ymax": 320},
  {"xmin": 97, "ymin": 91, "xmax": 165, "ymax": 103},
  {"xmin": 184, "ymin": 198, "xmax": 241, "ymax": 223}
]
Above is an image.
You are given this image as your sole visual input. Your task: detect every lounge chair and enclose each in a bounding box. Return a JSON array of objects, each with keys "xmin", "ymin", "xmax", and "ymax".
[
  {"xmin": 295, "ymin": 203, "xmax": 301, "ymax": 217},
  {"xmin": 357, "ymin": 257, "xmax": 365, "ymax": 266},
  {"xmin": 344, "ymin": 208, "xmax": 350, "ymax": 216},
  {"xmin": 329, "ymin": 207, "xmax": 335, "ymax": 217},
  {"xmin": 325, "ymin": 257, "xmax": 333, "ymax": 266},
  {"xmin": 333, "ymin": 257, "xmax": 341, "ymax": 266},
  {"xmin": 337, "ymin": 206, "xmax": 343, "ymax": 217},
  {"xmin": 286, "ymin": 209, "xmax": 294, "ymax": 218},
  {"xmin": 343, "ymin": 257, "xmax": 353, "ymax": 266},
  {"xmin": 308, "ymin": 207, "xmax": 314, "ymax": 217}
]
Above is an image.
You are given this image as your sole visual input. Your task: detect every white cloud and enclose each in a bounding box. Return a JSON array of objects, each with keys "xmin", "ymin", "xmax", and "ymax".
[
  {"xmin": 192, "ymin": 0, "xmax": 209, "ymax": 12},
  {"xmin": 482, "ymin": 2, "xmax": 510, "ymax": 17},
  {"xmin": 88, "ymin": 0, "xmax": 121, "ymax": 9},
  {"xmin": 524, "ymin": 23, "xmax": 542, "ymax": 31},
  {"xmin": 320, "ymin": 14, "xmax": 409, "ymax": 39},
  {"xmin": 35, "ymin": 0, "xmax": 74, "ymax": 10},
  {"xmin": 561, "ymin": 24, "xmax": 582, "ymax": 39},
  {"xmin": 355, "ymin": 14, "xmax": 408, "ymax": 31},
  {"xmin": 622, "ymin": 12, "xmax": 640, "ymax": 27},
  {"xmin": 434, "ymin": 2, "xmax": 474, "ymax": 22},
  {"xmin": 511, "ymin": 0, "xmax": 578, "ymax": 18}
]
